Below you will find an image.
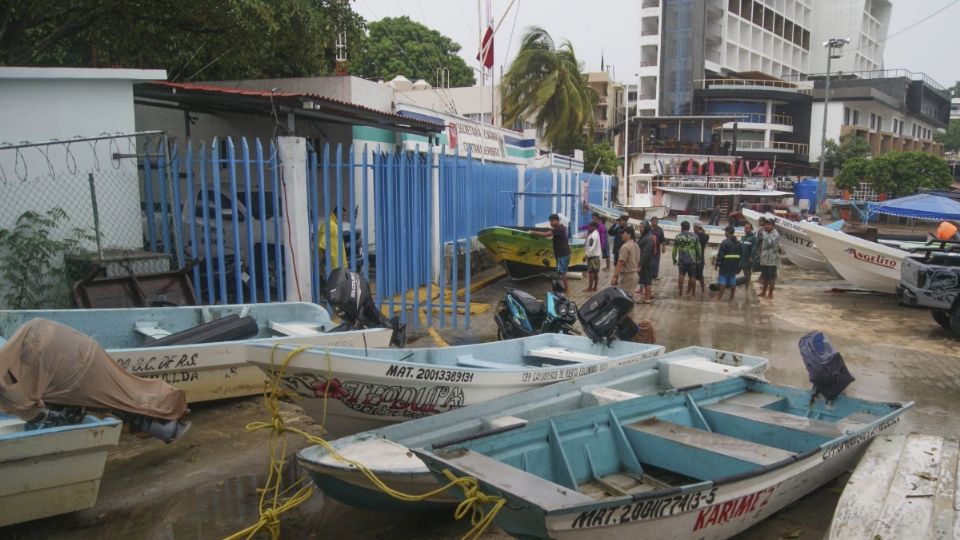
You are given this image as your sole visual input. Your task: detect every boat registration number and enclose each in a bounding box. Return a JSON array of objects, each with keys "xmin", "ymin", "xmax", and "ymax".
[
  {"xmin": 569, "ymin": 487, "xmax": 718, "ymax": 529},
  {"xmin": 384, "ymin": 364, "xmax": 475, "ymax": 384}
]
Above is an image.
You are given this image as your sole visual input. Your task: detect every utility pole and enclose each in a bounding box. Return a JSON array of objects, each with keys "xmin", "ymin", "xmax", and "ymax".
[{"xmin": 817, "ymin": 37, "xmax": 851, "ymax": 212}]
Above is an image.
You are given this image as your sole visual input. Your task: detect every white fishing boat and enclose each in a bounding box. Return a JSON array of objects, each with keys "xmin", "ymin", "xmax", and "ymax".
[
  {"xmin": 800, "ymin": 221, "xmax": 909, "ymax": 294},
  {"xmin": 741, "ymin": 208, "xmax": 843, "ymax": 273},
  {"xmin": 414, "ymin": 377, "xmax": 911, "ymax": 539},
  {"xmin": 247, "ymin": 335, "xmax": 668, "ymax": 438},
  {"xmin": 0, "ymin": 303, "xmax": 393, "ymax": 403},
  {"xmin": 0, "ymin": 413, "xmax": 122, "ymax": 526},
  {"xmin": 298, "ymin": 346, "xmax": 769, "ymax": 510},
  {"xmin": 828, "ymin": 433, "xmax": 959, "ymax": 539}
]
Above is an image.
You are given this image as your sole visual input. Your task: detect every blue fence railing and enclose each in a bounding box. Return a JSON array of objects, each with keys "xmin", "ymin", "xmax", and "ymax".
[{"xmin": 142, "ymin": 137, "xmax": 284, "ymax": 305}]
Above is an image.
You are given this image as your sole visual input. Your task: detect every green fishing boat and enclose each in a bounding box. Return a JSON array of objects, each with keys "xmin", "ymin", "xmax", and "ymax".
[{"xmin": 478, "ymin": 226, "xmax": 587, "ymax": 280}]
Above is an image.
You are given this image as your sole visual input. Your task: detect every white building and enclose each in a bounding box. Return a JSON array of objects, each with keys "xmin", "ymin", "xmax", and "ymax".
[
  {"xmin": 951, "ymin": 97, "xmax": 960, "ymax": 122},
  {"xmin": 0, "ymin": 67, "xmax": 166, "ymax": 250},
  {"xmin": 808, "ymin": 0, "xmax": 891, "ymax": 74}
]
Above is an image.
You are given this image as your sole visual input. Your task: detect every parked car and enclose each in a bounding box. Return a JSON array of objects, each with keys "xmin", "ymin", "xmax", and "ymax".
[{"xmin": 896, "ymin": 240, "xmax": 960, "ymax": 337}]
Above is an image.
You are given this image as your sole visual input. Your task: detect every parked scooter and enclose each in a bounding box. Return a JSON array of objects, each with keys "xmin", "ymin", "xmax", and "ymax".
[{"xmin": 494, "ymin": 276, "xmax": 578, "ymax": 340}]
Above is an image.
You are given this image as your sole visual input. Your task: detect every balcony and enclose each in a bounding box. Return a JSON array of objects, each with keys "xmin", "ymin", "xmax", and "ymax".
[
  {"xmin": 697, "ymin": 78, "xmax": 812, "ymax": 95},
  {"xmin": 641, "ymin": 0, "xmax": 660, "ymax": 7},
  {"xmin": 640, "ymin": 27, "xmax": 659, "ymax": 36},
  {"xmin": 735, "ymin": 140, "xmax": 809, "ymax": 155},
  {"xmin": 640, "ymin": 59, "xmax": 658, "ymax": 68}
]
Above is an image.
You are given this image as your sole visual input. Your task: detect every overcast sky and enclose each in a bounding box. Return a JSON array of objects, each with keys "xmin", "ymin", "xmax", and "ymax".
[{"xmin": 352, "ymin": 0, "xmax": 960, "ymax": 88}]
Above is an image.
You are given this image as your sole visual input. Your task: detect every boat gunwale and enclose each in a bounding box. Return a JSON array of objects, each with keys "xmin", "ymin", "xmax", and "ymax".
[{"xmin": 0, "ymin": 415, "xmax": 122, "ymax": 442}]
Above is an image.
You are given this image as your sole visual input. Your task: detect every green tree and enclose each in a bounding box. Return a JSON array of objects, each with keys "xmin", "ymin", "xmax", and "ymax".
[
  {"xmin": 582, "ymin": 139, "xmax": 619, "ymax": 175},
  {"xmin": 352, "ymin": 16, "xmax": 474, "ymax": 86},
  {"xmin": 820, "ymin": 133, "xmax": 871, "ymax": 172},
  {"xmin": 0, "ymin": 0, "xmax": 365, "ymax": 80},
  {"xmin": 501, "ymin": 27, "xmax": 596, "ymax": 153},
  {"xmin": 835, "ymin": 152, "xmax": 953, "ymax": 197},
  {"xmin": 935, "ymin": 120, "xmax": 960, "ymax": 153}
]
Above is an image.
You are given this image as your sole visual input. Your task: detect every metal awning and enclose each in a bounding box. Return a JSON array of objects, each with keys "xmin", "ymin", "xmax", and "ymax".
[{"xmin": 134, "ymin": 81, "xmax": 444, "ymax": 136}]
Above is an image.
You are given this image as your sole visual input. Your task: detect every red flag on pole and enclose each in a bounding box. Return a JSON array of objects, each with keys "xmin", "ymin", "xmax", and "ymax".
[
  {"xmin": 708, "ymin": 159, "xmax": 715, "ymax": 176},
  {"xmin": 736, "ymin": 159, "xmax": 745, "ymax": 177},
  {"xmin": 477, "ymin": 26, "xmax": 494, "ymax": 69}
]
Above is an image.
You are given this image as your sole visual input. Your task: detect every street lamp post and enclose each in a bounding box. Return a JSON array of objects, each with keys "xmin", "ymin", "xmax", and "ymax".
[{"xmin": 816, "ymin": 37, "xmax": 851, "ymax": 212}]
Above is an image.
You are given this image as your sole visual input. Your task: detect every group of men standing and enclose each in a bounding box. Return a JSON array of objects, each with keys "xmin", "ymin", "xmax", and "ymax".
[{"xmin": 543, "ymin": 210, "xmax": 783, "ymax": 303}]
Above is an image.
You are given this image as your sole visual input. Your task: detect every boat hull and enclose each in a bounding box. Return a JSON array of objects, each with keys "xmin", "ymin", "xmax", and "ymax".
[
  {"xmin": 0, "ymin": 304, "xmax": 393, "ymax": 403},
  {"xmin": 478, "ymin": 226, "xmax": 586, "ymax": 280},
  {"xmin": 827, "ymin": 433, "xmax": 959, "ymax": 539},
  {"xmin": 250, "ymin": 336, "xmax": 665, "ymax": 438},
  {"xmin": 0, "ymin": 415, "xmax": 122, "ymax": 527},
  {"xmin": 646, "ymin": 217, "xmax": 743, "ymax": 246},
  {"xmin": 801, "ymin": 222, "xmax": 908, "ymax": 294},
  {"xmin": 299, "ymin": 347, "xmax": 770, "ymax": 510}
]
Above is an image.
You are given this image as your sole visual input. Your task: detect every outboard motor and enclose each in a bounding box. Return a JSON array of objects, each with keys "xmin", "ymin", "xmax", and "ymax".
[
  {"xmin": 578, "ymin": 287, "xmax": 645, "ymax": 346},
  {"xmin": 325, "ymin": 268, "xmax": 406, "ymax": 347},
  {"xmin": 799, "ymin": 331, "xmax": 854, "ymax": 403}
]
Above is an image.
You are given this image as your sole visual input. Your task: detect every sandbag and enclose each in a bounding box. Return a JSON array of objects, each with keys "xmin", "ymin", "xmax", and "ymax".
[{"xmin": 798, "ymin": 331, "xmax": 854, "ymax": 401}]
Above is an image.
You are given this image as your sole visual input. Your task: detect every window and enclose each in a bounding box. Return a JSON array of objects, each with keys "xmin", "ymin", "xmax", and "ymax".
[
  {"xmin": 852, "ymin": 110, "xmax": 860, "ymax": 126},
  {"xmin": 876, "ymin": 116, "xmax": 883, "ymax": 131},
  {"xmin": 869, "ymin": 113, "xmax": 876, "ymax": 130},
  {"xmin": 892, "ymin": 119, "xmax": 898, "ymax": 134},
  {"xmin": 844, "ymin": 107, "xmax": 851, "ymax": 125}
]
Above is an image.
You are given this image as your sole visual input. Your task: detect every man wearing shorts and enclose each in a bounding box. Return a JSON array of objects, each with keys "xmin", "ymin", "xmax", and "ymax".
[
  {"xmin": 584, "ymin": 221, "xmax": 601, "ymax": 291},
  {"xmin": 714, "ymin": 226, "xmax": 741, "ymax": 301},
  {"xmin": 532, "ymin": 213, "xmax": 571, "ymax": 292},
  {"xmin": 758, "ymin": 218, "xmax": 782, "ymax": 299},
  {"xmin": 612, "ymin": 226, "xmax": 640, "ymax": 299},
  {"xmin": 672, "ymin": 221, "xmax": 702, "ymax": 298}
]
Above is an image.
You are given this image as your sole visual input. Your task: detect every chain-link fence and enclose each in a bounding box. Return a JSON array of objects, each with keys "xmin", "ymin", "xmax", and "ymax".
[{"xmin": 0, "ymin": 132, "xmax": 167, "ymax": 308}]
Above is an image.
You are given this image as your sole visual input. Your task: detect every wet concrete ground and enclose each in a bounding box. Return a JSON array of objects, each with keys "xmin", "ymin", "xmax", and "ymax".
[{"xmin": 5, "ymin": 258, "xmax": 958, "ymax": 540}]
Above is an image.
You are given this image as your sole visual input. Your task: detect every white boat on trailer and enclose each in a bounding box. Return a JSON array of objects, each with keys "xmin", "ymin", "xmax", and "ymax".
[
  {"xmin": 741, "ymin": 208, "xmax": 843, "ymax": 272},
  {"xmin": 800, "ymin": 221, "xmax": 909, "ymax": 294},
  {"xmin": 414, "ymin": 376, "xmax": 911, "ymax": 539},
  {"xmin": 297, "ymin": 346, "xmax": 770, "ymax": 510},
  {"xmin": 827, "ymin": 433, "xmax": 959, "ymax": 539},
  {"xmin": 0, "ymin": 303, "xmax": 393, "ymax": 403},
  {"xmin": 0, "ymin": 412, "xmax": 122, "ymax": 527},
  {"xmin": 247, "ymin": 335, "xmax": 671, "ymax": 438}
]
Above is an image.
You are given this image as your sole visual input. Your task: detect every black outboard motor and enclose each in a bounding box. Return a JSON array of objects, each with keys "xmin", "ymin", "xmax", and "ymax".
[
  {"xmin": 577, "ymin": 287, "xmax": 637, "ymax": 345},
  {"xmin": 799, "ymin": 331, "xmax": 854, "ymax": 403},
  {"xmin": 325, "ymin": 268, "xmax": 406, "ymax": 347}
]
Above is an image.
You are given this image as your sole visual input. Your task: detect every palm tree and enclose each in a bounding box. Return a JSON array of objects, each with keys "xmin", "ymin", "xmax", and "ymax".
[{"xmin": 501, "ymin": 27, "xmax": 596, "ymax": 152}]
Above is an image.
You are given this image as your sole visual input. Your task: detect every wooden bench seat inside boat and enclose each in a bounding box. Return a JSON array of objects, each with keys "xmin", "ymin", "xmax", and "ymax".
[
  {"xmin": 702, "ymin": 402, "xmax": 873, "ymax": 438},
  {"xmin": 134, "ymin": 321, "xmax": 172, "ymax": 340},
  {"xmin": 433, "ymin": 448, "xmax": 595, "ymax": 508},
  {"xmin": 719, "ymin": 391, "xmax": 787, "ymax": 409},
  {"xmin": 583, "ymin": 387, "xmax": 641, "ymax": 405},
  {"xmin": 624, "ymin": 418, "xmax": 795, "ymax": 480},
  {"xmin": 456, "ymin": 355, "xmax": 523, "ymax": 370},
  {"xmin": 526, "ymin": 347, "xmax": 606, "ymax": 363}
]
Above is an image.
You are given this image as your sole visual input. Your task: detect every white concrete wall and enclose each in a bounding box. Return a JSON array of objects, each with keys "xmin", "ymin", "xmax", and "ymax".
[
  {"xmin": 809, "ymin": 101, "xmax": 848, "ymax": 161},
  {"xmin": 0, "ymin": 69, "xmax": 164, "ymax": 250}
]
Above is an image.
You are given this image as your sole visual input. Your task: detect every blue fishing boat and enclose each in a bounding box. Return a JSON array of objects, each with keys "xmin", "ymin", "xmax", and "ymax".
[
  {"xmin": 0, "ymin": 413, "xmax": 122, "ymax": 526},
  {"xmin": 296, "ymin": 347, "xmax": 769, "ymax": 510},
  {"xmin": 0, "ymin": 303, "xmax": 392, "ymax": 403},
  {"xmin": 414, "ymin": 377, "xmax": 910, "ymax": 539}
]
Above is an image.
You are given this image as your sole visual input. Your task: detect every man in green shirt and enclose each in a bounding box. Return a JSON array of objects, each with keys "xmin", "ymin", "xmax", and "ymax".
[
  {"xmin": 671, "ymin": 221, "xmax": 702, "ymax": 299},
  {"xmin": 740, "ymin": 223, "xmax": 757, "ymax": 289}
]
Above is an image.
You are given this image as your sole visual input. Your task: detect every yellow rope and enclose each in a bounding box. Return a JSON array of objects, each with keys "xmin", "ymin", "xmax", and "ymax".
[{"xmin": 224, "ymin": 345, "xmax": 507, "ymax": 540}]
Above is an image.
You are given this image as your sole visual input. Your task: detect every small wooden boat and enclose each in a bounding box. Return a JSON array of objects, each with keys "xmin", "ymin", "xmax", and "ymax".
[
  {"xmin": 478, "ymin": 226, "xmax": 587, "ymax": 280},
  {"xmin": 414, "ymin": 377, "xmax": 911, "ymax": 539},
  {"xmin": 0, "ymin": 303, "xmax": 393, "ymax": 403},
  {"xmin": 247, "ymin": 335, "xmax": 669, "ymax": 438},
  {"xmin": 296, "ymin": 346, "xmax": 770, "ymax": 510},
  {"xmin": 801, "ymin": 221, "xmax": 909, "ymax": 293},
  {"xmin": 741, "ymin": 208, "xmax": 843, "ymax": 273},
  {"xmin": 828, "ymin": 433, "xmax": 959, "ymax": 539},
  {"xmin": 0, "ymin": 413, "xmax": 122, "ymax": 526}
]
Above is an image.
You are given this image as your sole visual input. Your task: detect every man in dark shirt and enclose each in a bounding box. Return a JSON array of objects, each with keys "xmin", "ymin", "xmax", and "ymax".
[
  {"xmin": 636, "ymin": 222, "xmax": 656, "ymax": 304},
  {"xmin": 532, "ymin": 213, "xmax": 571, "ymax": 292},
  {"xmin": 693, "ymin": 223, "xmax": 710, "ymax": 296},
  {"xmin": 649, "ymin": 216, "xmax": 666, "ymax": 280},
  {"xmin": 714, "ymin": 226, "xmax": 741, "ymax": 301},
  {"xmin": 608, "ymin": 216, "xmax": 627, "ymax": 265}
]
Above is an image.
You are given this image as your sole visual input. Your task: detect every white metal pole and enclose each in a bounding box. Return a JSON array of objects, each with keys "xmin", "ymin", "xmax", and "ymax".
[{"xmin": 817, "ymin": 48, "xmax": 832, "ymax": 212}]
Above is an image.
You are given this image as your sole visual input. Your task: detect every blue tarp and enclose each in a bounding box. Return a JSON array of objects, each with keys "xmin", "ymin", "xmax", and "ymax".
[{"xmin": 871, "ymin": 193, "xmax": 960, "ymax": 221}]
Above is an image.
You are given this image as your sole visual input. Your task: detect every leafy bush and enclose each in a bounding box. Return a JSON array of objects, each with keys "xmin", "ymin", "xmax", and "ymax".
[{"xmin": 0, "ymin": 208, "xmax": 94, "ymax": 309}]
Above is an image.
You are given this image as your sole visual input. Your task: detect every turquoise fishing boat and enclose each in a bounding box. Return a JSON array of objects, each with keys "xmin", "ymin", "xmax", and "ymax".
[
  {"xmin": 296, "ymin": 347, "xmax": 769, "ymax": 510},
  {"xmin": 414, "ymin": 377, "xmax": 911, "ymax": 539}
]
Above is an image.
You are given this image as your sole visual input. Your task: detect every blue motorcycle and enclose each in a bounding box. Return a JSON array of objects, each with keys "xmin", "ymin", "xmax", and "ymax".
[{"xmin": 494, "ymin": 278, "xmax": 579, "ymax": 340}]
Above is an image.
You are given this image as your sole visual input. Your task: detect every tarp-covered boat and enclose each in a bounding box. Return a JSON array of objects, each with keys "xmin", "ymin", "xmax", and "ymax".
[
  {"xmin": 297, "ymin": 347, "xmax": 770, "ymax": 510},
  {"xmin": 478, "ymin": 226, "xmax": 587, "ymax": 280},
  {"xmin": 0, "ymin": 303, "xmax": 392, "ymax": 403},
  {"xmin": 0, "ymin": 412, "xmax": 122, "ymax": 527},
  {"xmin": 247, "ymin": 335, "xmax": 667, "ymax": 437},
  {"xmin": 415, "ymin": 377, "xmax": 910, "ymax": 539}
]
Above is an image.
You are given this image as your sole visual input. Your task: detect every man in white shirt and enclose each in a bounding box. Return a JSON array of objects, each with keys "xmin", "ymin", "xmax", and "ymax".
[{"xmin": 584, "ymin": 221, "xmax": 602, "ymax": 291}]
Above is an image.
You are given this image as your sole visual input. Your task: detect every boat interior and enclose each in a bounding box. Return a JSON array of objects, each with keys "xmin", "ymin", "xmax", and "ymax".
[
  {"xmin": 425, "ymin": 379, "xmax": 904, "ymax": 508},
  {"xmin": 290, "ymin": 336, "xmax": 663, "ymax": 371},
  {"xmin": 0, "ymin": 303, "xmax": 333, "ymax": 347}
]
